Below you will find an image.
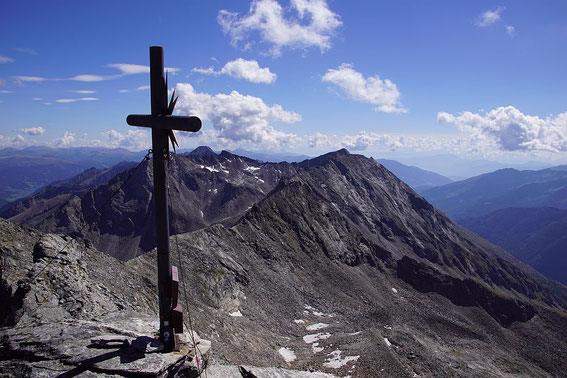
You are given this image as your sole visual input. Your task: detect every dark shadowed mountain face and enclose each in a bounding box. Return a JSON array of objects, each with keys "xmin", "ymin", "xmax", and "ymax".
[
  {"xmin": 421, "ymin": 167, "xmax": 567, "ymax": 220},
  {"xmin": 2, "ymin": 151, "xmax": 298, "ymax": 260},
  {"xmin": 2, "ymin": 151, "xmax": 567, "ymax": 376},
  {"xmin": 460, "ymin": 207, "xmax": 567, "ymax": 285},
  {"xmin": 376, "ymin": 158, "xmax": 452, "ymax": 192}
]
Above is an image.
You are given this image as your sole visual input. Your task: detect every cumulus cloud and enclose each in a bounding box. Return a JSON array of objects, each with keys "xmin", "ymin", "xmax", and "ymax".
[
  {"xmin": 322, "ymin": 64, "xmax": 407, "ymax": 113},
  {"xmin": 174, "ymin": 82, "xmax": 301, "ymax": 148},
  {"xmin": 20, "ymin": 127, "xmax": 46, "ymax": 135},
  {"xmin": 55, "ymin": 97, "xmax": 98, "ymax": 103},
  {"xmin": 477, "ymin": 6, "xmax": 504, "ymax": 27},
  {"xmin": 99, "ymin": 129, "xmax": 150, "ymax": 150},
  {"xmin": 438, "ymin": 106, "xmax": 567, "ymax": 152},
  {"xmin": 0, "ymin": 56, "xmax": 14, "ymax": 63},
  {"xmin": 505, "ymin": 25, "xmax": 515, "ymax": 37},
  {"xmin": 218, "ymin": 0, "xmax": 342, "ymax": 56},
  {"xmin": 54, "ymin": 131, "xmax": 75, "ymax": 147},
  {"xmin": 193, "ymin": 58, "xmax": 277, "ymax": 84}
]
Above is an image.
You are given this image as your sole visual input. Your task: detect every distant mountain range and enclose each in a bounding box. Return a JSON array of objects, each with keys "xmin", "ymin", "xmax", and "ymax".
[
  {"xmin": 376, "ymin": 159, "xmax": 452, "ymax": 191},
  {"xmin": 421, "ymin": 166, "xmax": 567, "ymax": 220},
  {"xmin": 0, "ymin": 147, "xmax": 147, "ymax": 206},
  {"xmin": 421, "ymin": 166, "xmax": 567, "ymax": 284},
  {"xmin": 397, "ymin": 154, "xmax": 553, "ymax": 181}
]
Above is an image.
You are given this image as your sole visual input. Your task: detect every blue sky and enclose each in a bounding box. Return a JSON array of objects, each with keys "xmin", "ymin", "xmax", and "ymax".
[{"xmin": 1, "ymin": 0, "xmax": 566, "ymax": 162}]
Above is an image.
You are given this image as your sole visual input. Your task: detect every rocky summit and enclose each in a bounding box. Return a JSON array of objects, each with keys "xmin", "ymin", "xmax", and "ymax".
[{"xmin": 1, "ymin": 149, "xmax": 567, "ymax": 377}]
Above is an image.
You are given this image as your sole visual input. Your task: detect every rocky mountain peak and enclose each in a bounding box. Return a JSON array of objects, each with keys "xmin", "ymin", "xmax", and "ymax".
[{"xmin": 188, "ymin": 145, "xmax": 216, "ymax": 156}]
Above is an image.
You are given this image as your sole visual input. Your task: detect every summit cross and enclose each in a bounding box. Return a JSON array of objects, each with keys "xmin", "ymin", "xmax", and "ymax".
[{"xmin": 126, "ymin": 46, "xmax": 201, "ymax": 351}]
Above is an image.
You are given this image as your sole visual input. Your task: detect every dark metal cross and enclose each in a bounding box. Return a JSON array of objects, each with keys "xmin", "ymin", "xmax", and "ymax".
[{"xmin": 126, "ymin": 46, "xmax": 201, "ymax": 351}]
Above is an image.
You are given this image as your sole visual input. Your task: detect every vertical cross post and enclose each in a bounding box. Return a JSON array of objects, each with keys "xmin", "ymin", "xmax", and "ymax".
[
  {"xmin": 150, "ymin": 46, "xmax": 174, "ymax": 351},
  {"xmin": 127, "ymin": 46, "xmax": 201, "ymax": 352}
]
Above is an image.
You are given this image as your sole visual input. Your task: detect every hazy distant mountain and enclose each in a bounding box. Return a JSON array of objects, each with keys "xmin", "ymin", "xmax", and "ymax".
[
  {"xmin": 421, "ymin": 167, "xmax": 567, "ymax": 220},
  {"xmin": 397, "ymin": 154, "xmax": 553, "ymax": 181},
  {"xmin": 2, "ymin": 150, "xmax": 567, "ymax": 376},
  {"xmin": 0, "ymin": 147, "xmax": 147, "ymax": 205},
  {"xmin": 376, "ymin": 158, "xmax": 452, "ymax": 191},
  {"xmin": 0, "ymin": 155, "xmax": 94, "ymax": 204},
  {"xmin": 0, "ymin": 146, "xmax": 146, "ymax": 166},
  {"xmin": 460, "ymin": 207, "xmax": 567, "ymax": 285}
]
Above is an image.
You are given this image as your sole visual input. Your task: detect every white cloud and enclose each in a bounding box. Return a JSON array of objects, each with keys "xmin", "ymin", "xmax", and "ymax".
[
  {"xmin": 106, "ymin": 63, "xmax": 181, "ymax": 75},
  {"xmin": 99, "ymin": 129, "xmax": 150, "ymax": 150},
  {"xmin": 175, "ymin": 82, "xmax": 301, "ymax": 148},
  {"xmin": 137, "ymin": 85, "xmax": 150, "ymax": 91},
  {"xmin": 56, "ymin": 97, "xmax": 99, "ymax": 103},
  {"xmin": 69, "ymin": 74, "xmax": 118, "ymax": 82},
  {"xmin": 55, "ymin": 131, "xmax": 75, "ymax": 147},
  {"xmin": 0, "ymin": 90, "xmax": 12, "ymax": 94},
  {"xmin": 322, "ymin": 64, "xmax": 407, "ymax": 113},
  {"xmin": 12, "ymin": 76, "xmax": 47, "ymax": 82},
  {"xmin": 12, "ymin": 135, "xmax": 25, "ymax": 145},
  {"xmin": 218, "ymin": 0, "xmax": 342, "ymax": 56},
  {"xmin": 0, "ymin": 56, "xmax": 14, "ymax": 63},
  {"xmin": 32, "ymin": 97, "xmax": 43, "ymax": 100},
  {"xmin": 66, "ymin": 90, "xmax": 95, "ymax": 94},
  {"xmin": 505, "ymin": 25, "xmax": 515, "ymax": 37},
  {"xmin": 193, "ymin": 58, "xmax": 277, "ymax": 84},
  {"xmin": 477, "ymin": 7, "xmax": 505, "ymax": 27},
  {"xmin": 20, "ymin": 127, "xmax": 46, "ymax": 135},
  {"xmin": 119, "ymin": 89, "xmax": 130, "ymax": 93},
  {"xmin": 438, "ymin": 106, "xmax": 567, "ymax": 152}
]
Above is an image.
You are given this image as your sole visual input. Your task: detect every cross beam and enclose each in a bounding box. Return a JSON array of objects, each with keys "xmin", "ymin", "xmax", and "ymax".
[{"xmin": 126, "ymin": 46, "xmax": 201, "ymax": 351}]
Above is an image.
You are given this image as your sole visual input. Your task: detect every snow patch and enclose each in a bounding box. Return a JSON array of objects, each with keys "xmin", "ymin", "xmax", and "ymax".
[
  {"xmin": 200, "ymin": 165, "xmax": 220, "ymax": 173},
  {"xmin": 294, "ymin": 319, "xmax": 306, "ymax": 324},
  {"xmin": 383, "ymin": 337, "xmax": 391, "ymax": 347},
  {"xmin": 348, "ymin": 331, "xmax": 361, "ymax": 336},
  {"xmin": 256, "ymin": 177, "xmax": 265, "ymax": 183},
  {"xmin": 245, "ymin": 166, "xmax": 261, "ymax": 172},
  {"xmin": 303, "ymin": 333, "xmax": 331, "ymax": 344},
  {"xmin": 278, "ymin": 347, "xmax": 297, "ymax": 362},
  {"xmin": 392, "ymin": 288, "xmax": 398, "ymax": 293},
  {"xmin": 312, "ymin": 342, "xmax": 324, "ymax": 354},
  {"xmin": 306, "ymin": 323, "xmax": 329, "ymax": 331},
  {"xmin": 229, "ymin": 310, "xmax": 243, "ymax": 317},
  {"xmin": 323, "ymin": 350, "xmax": 360, "ymax": 369}
]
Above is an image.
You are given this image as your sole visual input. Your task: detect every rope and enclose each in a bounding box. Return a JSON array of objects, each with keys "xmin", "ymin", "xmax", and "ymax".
[
  {"xmin": 28, "ymin": 149, "xmax": 152, "ymax": 283},
  {"xmin": 167, "ymin": 153, "xmax": 208, "ymax": 378}
]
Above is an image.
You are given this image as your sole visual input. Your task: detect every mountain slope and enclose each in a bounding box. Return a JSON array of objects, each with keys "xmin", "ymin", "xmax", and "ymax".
[
  {"xmin": 460, "ymin": 207, "xmax": 567, "ymax": 285},
  {"xmin": 2, "ymin": 151, "xmax": 297, "ymax": 260},
  {"xmin": 376, "ymin": 158, "xmax": 452, "ymax": 191},
  {"xmin": 421, "ymin": 167, "xmax": 567, "ymax": 220},
  {"xmin": 165, "ymin": 150, "xmax": 567, "ymax": 376}
]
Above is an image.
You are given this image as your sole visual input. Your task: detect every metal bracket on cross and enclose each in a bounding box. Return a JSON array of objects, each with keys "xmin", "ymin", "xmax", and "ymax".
[{"xmin": 126, "ymin": 46, "xmax": 201, "ymax": 352}]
